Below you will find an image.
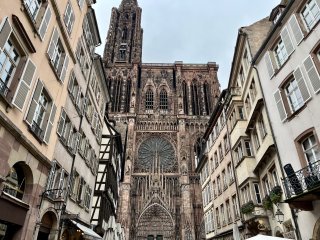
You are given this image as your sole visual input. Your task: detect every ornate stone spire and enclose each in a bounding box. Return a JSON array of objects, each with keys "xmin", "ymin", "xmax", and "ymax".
[{"xmin": 119, "ymin": 0, "xmax": 138, "ymax": 9}]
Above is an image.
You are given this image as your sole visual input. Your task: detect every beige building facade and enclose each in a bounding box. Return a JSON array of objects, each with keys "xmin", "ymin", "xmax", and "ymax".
[
  {"xmin": 226, "ymin": 17, "xmax": 296, "ymax": 238},
  {"xmin": 253, "ymin": 0, "xmax": 320, "ymax": 239},
  {"xmin": 196, "ymin": 90, "xmax": 243, "ymax": 240},
  {"xmin": 0, "ymin": 0, "xmax": 107, "ymax": 239}
]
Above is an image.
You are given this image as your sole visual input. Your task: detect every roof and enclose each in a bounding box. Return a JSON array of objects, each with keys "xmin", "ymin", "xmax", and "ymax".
[{"xmin": 241, "ymin": 17, "xmax": 272, "ymax": 57}]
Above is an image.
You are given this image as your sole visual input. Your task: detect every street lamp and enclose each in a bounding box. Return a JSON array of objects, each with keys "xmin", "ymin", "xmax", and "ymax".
[{"xmin": 275, "ymin": 207, "xmax": 284, "ymax": 224}]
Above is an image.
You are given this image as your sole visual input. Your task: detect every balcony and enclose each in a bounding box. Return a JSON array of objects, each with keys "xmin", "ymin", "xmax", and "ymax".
[
  {"xmin": 29, "ymin": 121, "xmax": 44, "ymax": 142},
  {"xmin": 0, "ymin": 79, "xmax": 10, "ymax": 97},
  {"xmin": 282, "ymin": 160, "xmax": 320, "ymax": 210}
]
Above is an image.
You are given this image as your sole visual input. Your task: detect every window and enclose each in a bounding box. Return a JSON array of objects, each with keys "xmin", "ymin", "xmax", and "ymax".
[
  {"xmin": 271, "ymin": 169, "xmax": 279, "ymax": 187},
  {"xmin": 159, "ymin": 89, "xmax": 168, "ymax": 110},
  {"xmin": 64, "ymin": 1, "xmax": 75, "ymax": 34},
  {"xmin": 274, "ymin": 68, "xmax": 311, "ymax": 121},
  {"xmin": 222, "ymin": 170, "xmax": 227, "ymax": 189},
  {"xmin": 24, "ymin": 0, "xmax": 41, "ymax": 21},
  {"xmin": 47, "ymin": 28, "xmax": 69, "ymax": 82},
  {"xmin": 253, "ymin": 183, "xmax": 262, "ymax": 204},
  {"xmin": 232, "ymin": 195, "xmax": 240, "ymax": 219},
  {"xmin": 215, "ymin": 208, "xmax": 220, "ymax": 228},
  {"xmin": 301, "ymin": 134, "xmax": 320, "ymax": 165},
  {"xmin": 249, "ymin": 80, "xmax": 257, "ymax": 102},
  {"xmin": 252, "ymin": 128, "xmax": 260, "ymax": 150},
  {"xmin": 301, "ymin": 0, "xmax": 320, "ymax": 31},
  {"xmin": 191, "ymin": 80, "xmax": 200, "ymax": 115},
  {"xmin": 47, "ymin": 164, "xmax": 67, "ymax": 199},
  {"xmin": 245, "ymin": 96, "xmax": 251, "ymax": 116},
  {"xmin": 212, "ymin": 181, "xmax": 216, "ymax": 199},
  {"xmin": 214, "ymin": 151, "xmax": 219, "ymax": 168},
  {"xmin": 26, "ymin": 80, "xmax": 56, "ymax": 143},
  {"xmin": 217, "ymin": 176, "xmax": 221, "ymax": 195},
  {"xmin": 218, "ymin": 144, "xmax": 223, "ymax": 160},
  {"xmin": 220, "ymin": 204, "xmax": 226, "ymax": 226},
  {"xmin": 3, "ymin": 165, "xmax": 25, "ymax": 200},
  {"xmin": 224, "ymin": 135, "xmax": 229, "ymax": 152},
  {"xmin": 241, "ymin": 184, "xmax": 251, "ymax": 203},
  {"xmin": 238, "ymin": 106, "xmax": 245, "ymax": 120},
  {"xmin": 84, "ymin": 185, "xmax": 92, "ymax": 209},
  {"xmin": 227, "ymin": 163, "xmax": 234, "ymax": 183},
  {"xmin": 83, "ymin": 14, "xmax": 94, "ymax": 48},
  {"xmin": 68, "ymin": 71, "xmax": 84, "ymax": 114},
  {"xmin": 119, "ymin": 44, "xmax": 126, "ymax": 61},
  {"xmin": 182, "ymin": 81, "xmax": 189, "ymax": 115},
  {"xmin": 258, "ymin": 115, "xmax": 267, "ymax": 139},
  {"xmin": 226, "ymin": 200, "xmax": 232, "ymax": 223},
  {"xmin": 234, "ymin": 143, "xmax": 243, "ymax": 164},
  {"xmin": 0, "ymin": 39, "xmax": 20, "ymax": 95},
  {"xmin": 145, "ymin": 89, "xmax": 153, "ymax": 111},
  {"xmin": 263, "ymin": 177, "xmax": 271, "ymax": 195},
  {"xmin": 77, "ymin": 177, "xmax": 85, "ymax": 203},
  {"xmin": 77, "ymin": 0, "xmax": 85, "ymax": 9},
  {"xmin": 285, "ymin": 78, "xmax": 304, "ymax": 112},
  {"xmin": 274, "ymin": 39, "xmax": 288, "ymax": 67},
  {"xmin": 244, "ymin": 140, "xmax": 253, "ymax": 156}
]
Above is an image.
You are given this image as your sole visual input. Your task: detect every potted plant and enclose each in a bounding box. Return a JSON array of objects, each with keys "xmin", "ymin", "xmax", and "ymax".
[
  {"xmin": 262, "ymin": 195, "xmax": 272, "ymax": 210},
  {"xmin": 270, "ymin": 186, "xmax": 282, "ymax": 204},
  {"xmin": 240, "ymin": 200, "xmax": 254, "ymax": 214}
]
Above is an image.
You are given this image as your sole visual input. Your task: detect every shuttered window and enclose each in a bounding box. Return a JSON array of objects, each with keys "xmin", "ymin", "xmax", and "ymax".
[
  {"xmin": 0, "ymin": 17, "xmax": 12, "ymax": 51},
  {"xmin": 280, "ymin": 27, "xmax": 295, "ymax": 56},
  {"xmin": 38, "ymin": 6, "xmax": 52, "ymax": 40},
  {"xmin": 294, "ymin": 67, "xmax": 311, "ymax": 103},
  {"xmin": 273, "ymin": 90, "xmax": 287, "ymax": 122},
  {"xmin": 288, "ymin": 15, "xmax": 304, "ymax": 45},
  {"xmin": 64, "ymin": 1, "xmax": 75, "ymax": 34},
  {"xmin": 47, "ymin": 28, "xmax": 69, "ymax": 82},
  {"xmin": 301, "ymin": 0, "xmax": 320, "ymax": 31},
  {"xmin": 303, "ymin": 55, "xmax": 320, "ymax": 93},
  {"xmin": 23, "ymin": 0, "xmax": 42, "ymax": 21}
]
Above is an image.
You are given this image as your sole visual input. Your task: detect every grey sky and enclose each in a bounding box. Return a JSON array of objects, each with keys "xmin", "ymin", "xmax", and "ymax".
[{"xmin": 94, "ymin": 0, "xmax": 279, "ymax": 88}]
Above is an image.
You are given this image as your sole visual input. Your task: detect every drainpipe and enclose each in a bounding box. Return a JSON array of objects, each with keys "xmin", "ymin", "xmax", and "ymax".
[{"xmin": 252, "ymin": 65, "xmax": 302, "ymax": 240}]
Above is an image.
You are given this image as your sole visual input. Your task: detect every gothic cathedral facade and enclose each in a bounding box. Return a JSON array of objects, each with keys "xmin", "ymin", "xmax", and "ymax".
[{"xmin": 103, "ymin": 0, "xmax": 220, "ymax": 239}]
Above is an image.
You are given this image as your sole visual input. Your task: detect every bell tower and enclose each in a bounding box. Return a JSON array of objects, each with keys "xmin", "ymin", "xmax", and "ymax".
[{"xmin": 104, "ymin": 0, "xmax": 143, "ymax": 66}]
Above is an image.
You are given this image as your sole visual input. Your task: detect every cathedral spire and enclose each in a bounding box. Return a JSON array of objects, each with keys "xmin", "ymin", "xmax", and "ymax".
[{"xmin": 119, "ymin": 0, "xmax": 138, "ymax": 9}]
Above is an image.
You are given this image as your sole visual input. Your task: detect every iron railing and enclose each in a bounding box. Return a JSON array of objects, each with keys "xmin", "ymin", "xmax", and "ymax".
[
  {"xmin": 0, "ymin": 79, "xmax": 10, "ymax": 97},
  {"xmin": 30, "ymin": 121, "xmax": 43, "ymax": 140},
  {"xmin": 282, "ymin": 160, "xmax": 320, "ymax": 199}
]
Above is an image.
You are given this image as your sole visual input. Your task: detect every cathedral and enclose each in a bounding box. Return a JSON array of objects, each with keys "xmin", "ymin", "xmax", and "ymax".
[{"xmin": 103, "ymin": 0, "xmax": 220, "ymax": 239}]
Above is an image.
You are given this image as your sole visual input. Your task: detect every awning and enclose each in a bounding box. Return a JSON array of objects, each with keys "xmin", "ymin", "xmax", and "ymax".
[{"xmin": 71, "ymin": 220, "xmax": 102, "ymax": 240}]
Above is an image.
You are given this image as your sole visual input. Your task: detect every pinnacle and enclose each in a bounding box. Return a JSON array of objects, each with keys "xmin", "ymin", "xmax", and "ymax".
[{"xmin": 120, "ymin": 0, "xmax": 138, "ymax": 8}]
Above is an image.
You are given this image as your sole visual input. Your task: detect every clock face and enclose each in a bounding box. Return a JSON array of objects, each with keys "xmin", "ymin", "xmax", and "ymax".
[{"xmin": 137, "ymin": 136, "xmax": 175, "ymax": 171}]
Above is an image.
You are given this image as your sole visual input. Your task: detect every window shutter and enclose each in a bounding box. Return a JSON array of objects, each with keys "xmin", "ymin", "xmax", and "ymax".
[
  {"xmin": 303, "ymin": 55, "xmax": 320, "ymax": 93},
  {"xmin": 273, "ymin": 89, "xmax": 287, "ymax": 122},
  {"xmin": 46, "ymin": 161, "xmax": 56, "ymax": 191},
  {"xmin": 69, "ymin": 11, "xmax": 75, "ymax": 33},
  {"xmin": 294, "ymin": 67, "xmax": 311, "ymax": 102},
  {"xmin": 0, "ymin": 17, "xmax": 12, "ymax": 50},
  {"xmin": 57, "ymin": 169, "xmax": 65, "ymax": 198},
  {"xmin": 44, "ymin": 103, "xmax": 56, "ymax": 144},
  {"xmin": 74, "ymin": 132, "xmax": 81, "ymax": 152},
  {"xmin": 39, "ymin": 6, "xmax": 52, "ymax": 40},
  {"xmin": 59, "ymin": 55, "xmax": 69, "ymax": 82},
  {"xmin": 280, "ymin": 26, "xmax": 294, "ymax": 56},
  {"xmin": 57, "ymin": 109, "xmax": 66, "ymax": 136},
  {"xmin": 76, "ymin": 40, "xmax": 81, "ymax": 60},
  {"xmin": 47, "ymin": 28, "xmax": 59, "ymax": 60},
  {"xmin": 288, "ymin": 15, "xmax": 304, "ymax": 45},
  {"xmin": 67, "ymin": 71, "xmax": 75, "ymax": 93},
  {"xmin": 64, "ymin": 3, "xmax": 71, "ymax": 26},
  {"xmin": 78, "ymin": 0, "xmax": 85, "ymax": 9},
  {"xmin": 25, "ymin": 80, "xmax": 43, "ymax": 125},
  {"xmin": 264, "ymin": 51, "xmax": 275, "ymax": 79},
  {"xmin": 12, "ymin": 59, "xmax": 37, "ymax": 111}
]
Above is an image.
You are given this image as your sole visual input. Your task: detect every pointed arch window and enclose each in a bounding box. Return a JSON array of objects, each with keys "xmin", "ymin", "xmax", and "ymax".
[
  {"xmin": 111, "ymin": 77, "xmax": 123, "ymax": 112},
  {"xmin": 182, "ymin": 81, "xmax": 189, "ymax": 115},
  {"xmin": 124, "ymin": 78, "xmax": 131, "ymax": 112},
  {"xmin": 191, "ymin": 80, "xmax": 200, "ymax": 115},
  {"xmin": 145, "ymin": 89, "xmax": 153, "ymax": 110},
  {"xmin": 159, "ymin": 89, "xmax": 168, "ymax": 110},
  {"xmin": 203, "ymin": 81, "xmax": 211, "ymax": 115}
]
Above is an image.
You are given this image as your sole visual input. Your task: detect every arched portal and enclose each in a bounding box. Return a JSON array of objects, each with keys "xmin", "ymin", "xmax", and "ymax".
[
  {"xmin": 37, "ymin": 211, "xmax": 58, "ymax": 240},
  {"xmin": 136, "ymin": 203, "xmax": 174, "ymax": 240}
]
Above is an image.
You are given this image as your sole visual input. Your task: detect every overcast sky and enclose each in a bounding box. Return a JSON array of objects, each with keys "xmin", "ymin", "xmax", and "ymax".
[{"xmin": 94, "ymin": 0, "xmax": 280, "ymax": 88}]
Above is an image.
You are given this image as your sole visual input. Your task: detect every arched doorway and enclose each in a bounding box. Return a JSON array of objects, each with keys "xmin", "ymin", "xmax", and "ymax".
[
  {"xmin": 37, "ymin": 211, "xmax": 58, "ymax": 240},
  {"xmin": 136, "ymin": 204, "xmax": 174, "ymax": 240}
]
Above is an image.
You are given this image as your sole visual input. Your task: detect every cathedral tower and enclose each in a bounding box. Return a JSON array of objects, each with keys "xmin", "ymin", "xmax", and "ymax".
[{"xmin": 103, "ymin": 1, "xmax": 220, "ymax": 239}]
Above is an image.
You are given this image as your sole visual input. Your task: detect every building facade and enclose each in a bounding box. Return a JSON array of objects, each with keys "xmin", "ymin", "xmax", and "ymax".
[
  {"xmin": 227, "ymin": 17, "xmax": 297, "ymax": 239},
  {"xmin": 102, "ymin": 0, "xmax": 221, "ymax": 239},
  {"xmin": 0, "ymin": 0, "xmax": 108, "ymax": 239},
  {"xmin": 196, "ymin": 90, "xmax": 243, "ymax": 240},
  {"xmin": 253, "ymin": 0, "xmax": 320, "ymax": 239}
]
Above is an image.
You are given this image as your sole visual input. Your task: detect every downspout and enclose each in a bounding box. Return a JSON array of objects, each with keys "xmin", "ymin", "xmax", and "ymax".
[{"xmin": 252, "ymin": 65, "xmax": 302, "ymax": 240}]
